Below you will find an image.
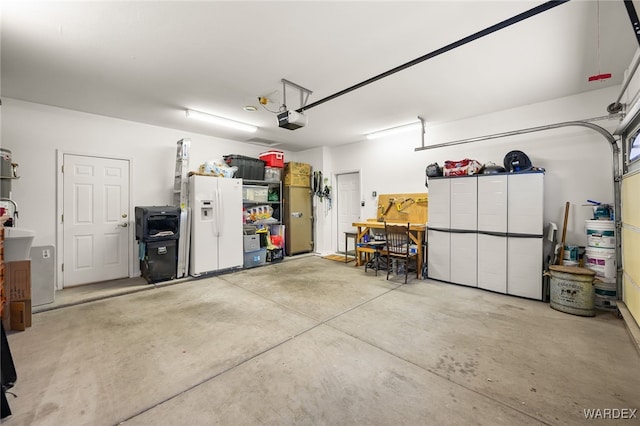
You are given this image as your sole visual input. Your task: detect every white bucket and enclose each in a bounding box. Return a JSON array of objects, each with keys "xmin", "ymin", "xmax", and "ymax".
[
  {"xmin": 594, "ymin": 280, "xmax": 617, "ymax": 310},
  {"xmin": 584, "ymin": 247, "xmax": 616, "ymax": 281},
  {"xmin": 585, "ymin": 220, "xmax": 615, "ymax": 249}
]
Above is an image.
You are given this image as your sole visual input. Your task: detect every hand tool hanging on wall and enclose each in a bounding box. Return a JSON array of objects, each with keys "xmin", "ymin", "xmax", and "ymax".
[
  {"xmin": 395, "ymin": 197, "xmax": 428, "ymax": 212},
  {"xmin": 378, "ymin": 198, "xmax": 395, "ymax": 221}
]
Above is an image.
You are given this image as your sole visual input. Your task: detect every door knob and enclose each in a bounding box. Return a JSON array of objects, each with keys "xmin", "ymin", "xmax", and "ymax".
[
  {"xmin": 122, "ymin": 213, "xmax": 128, "ymax": 218},
  {"xmin": 118, "ymin": 222, "xmax": 129, "ymax": 228}
]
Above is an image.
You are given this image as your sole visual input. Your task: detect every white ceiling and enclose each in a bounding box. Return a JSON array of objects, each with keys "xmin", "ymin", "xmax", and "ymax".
[{"xmin": 2, "ymin": 1, "xmax": 639, "ymax": 151}]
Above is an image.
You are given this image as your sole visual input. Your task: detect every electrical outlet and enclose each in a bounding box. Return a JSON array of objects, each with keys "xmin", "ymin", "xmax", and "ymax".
[
  {"xmin": 42, "ymin": 249, "xmax": 51, "ymax": 259},
  {"xmin": 372, "ymin": 191, "xmax": 377, "ymax": 197},
  {"xmin": 361, "ymin": 201, "xmax": 365, "ymax": 207}
]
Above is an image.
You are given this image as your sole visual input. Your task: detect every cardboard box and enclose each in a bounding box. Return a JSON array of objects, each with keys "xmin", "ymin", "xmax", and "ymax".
[
  {"xmin": 9, "ymin": 301, "xmax": 31, "ymax": 331},
  {"xmin": 284, "ymin": 173, "xmax": 310, "ymax": 187},
  {"xmin": 284, "ymin": 162, "xmax": 311, "ymax": 176},
  {"xmin": 1, "ymin": 302, "xmax": 10, "ymax": 331},
  {"xmin": 5, "ymin": 260, "xmax": 31, "ymax": 301}
]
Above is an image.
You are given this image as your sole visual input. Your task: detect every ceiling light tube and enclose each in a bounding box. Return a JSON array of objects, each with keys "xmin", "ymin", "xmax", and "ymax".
[
  {"xmin": 186, "ymin": 109, "xmax": 257, "ymax": 133},
  {"xmin": 366, "ymin": 121, "xmax": 423, "ymax": 140}
]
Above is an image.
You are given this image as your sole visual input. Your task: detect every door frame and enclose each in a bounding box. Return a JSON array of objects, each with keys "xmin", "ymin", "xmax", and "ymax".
[
  {"xmin": 334, "ymin": 169, "xmax": 361, "ymax": 254},
  {"xmin": 56, "ymin": 150, "xmax": 135, "ymax": 290}
]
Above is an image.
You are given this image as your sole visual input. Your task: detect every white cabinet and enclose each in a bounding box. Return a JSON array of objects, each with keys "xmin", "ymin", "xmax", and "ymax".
[
  {"xmin": 427, "ymin": 229, "xmax": 450, "ymax": 282},
  {"xmin": 427, "ymin": 178, "xmax": 450, "ymax": 229},
  {"xmin": 478, "ymin": 175, "xmax": 507, "ymax": 233},
  {"xmin": 507, "ymin": 237, "xmax": 543, "ymax": 299},
  {"xmin": 428, "ymin": 172, "xmax": 544, "ymax": 300},
  {"xmin": 508, "ymin": 172, "xmax": 543, "ymax": 235},
  {"xmin": 450, "ymin": 232, "xmax": 477, "ymax": 287},
  {"xmin": 478, "ymin": 233, "xmax": 507, "ymax": 293},
  {"xmin": 450, "ymin": 177, "xmax": 477, "ymax": 230}
]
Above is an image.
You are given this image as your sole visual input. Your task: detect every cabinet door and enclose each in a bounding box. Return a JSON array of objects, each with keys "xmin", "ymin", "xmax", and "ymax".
[
  {"xmin": 478, "ymin": 174, "xmax": 507, "ymax": 233},
  {"xmin": 450, "ymin": 232, "xmax": 477, "ymax": 287},
  {"xmin": 450, "ymin": 176, "xmax": 477, "ymax": 231},
  {"xmin": 508, "ymin": 173, "xmax": 543, "ymax": 235},
  {"xmin": 477, "ymin": 234, "xmax": 507, "ymax": 293},
  {"xmin": 427, "ymin": 229, "xmax": 450, "ymax": 282},
  {"xmin": 507, "ymin": 237, "xmax": 543, "ymax": 300},
  {"xmin": 427, "ymin": 179, "xmax": 450, "ymax": 229}
]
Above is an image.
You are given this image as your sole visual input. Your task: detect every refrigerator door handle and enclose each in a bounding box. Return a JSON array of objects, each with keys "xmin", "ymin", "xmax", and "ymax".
[
  {"xmin": 211, "ymin": 189, "xmax": 219, "ymax": 237},
  {"xmin": 216, "ymin": 188, "xmax": 223, "ymax": 237}
]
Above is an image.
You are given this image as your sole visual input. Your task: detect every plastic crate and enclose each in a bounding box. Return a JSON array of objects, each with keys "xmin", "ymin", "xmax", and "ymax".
[
  {"xmin": 264, "ymin": 166, "xmax": 282, "ymax": 182},
  {"xmin": 223, "ymin": 155, "xmax": 265, "ymax": 180},
  {"xmin": 243, "ymin": 248, "xmax": 266, "ymax": 268},
  {"xmin": 242, "ymin": 185, "xmax": 269, "ymax": 202},
  {"xmin": 259, "ymin": 150, "xmax": 284, "ymax": 168}
]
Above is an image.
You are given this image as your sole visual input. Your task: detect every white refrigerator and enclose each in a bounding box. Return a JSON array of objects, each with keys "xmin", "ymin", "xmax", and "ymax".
[{"xmin": 189, "ymin": 175, "xmax": 243, "ymax": 276}]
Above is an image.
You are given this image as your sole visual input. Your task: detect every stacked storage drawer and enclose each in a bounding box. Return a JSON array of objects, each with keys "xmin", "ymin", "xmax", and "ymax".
[{"xmin": 243, "ymin": 227, "xmax": 266, "ymax": 268}]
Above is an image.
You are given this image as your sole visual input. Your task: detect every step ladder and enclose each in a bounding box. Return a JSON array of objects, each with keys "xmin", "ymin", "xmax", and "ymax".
[{"xmin": 174, "ymin": 138, "xmax": 191, "ymax": 278}]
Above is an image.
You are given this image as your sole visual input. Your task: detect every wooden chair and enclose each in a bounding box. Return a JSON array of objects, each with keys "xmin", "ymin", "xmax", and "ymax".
[{"xmin": 383, "ymin": 221, "xmax": 417, "ymax": 284}]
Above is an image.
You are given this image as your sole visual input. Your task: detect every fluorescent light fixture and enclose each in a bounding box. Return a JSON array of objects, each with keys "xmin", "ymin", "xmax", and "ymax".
[
  {"xmin": 366, "ymin": 121, "xmax": 423, "ymax": 140},
  {"xmin": 186, "ymin": 109, "xmax": 257, "ymax": 133}
]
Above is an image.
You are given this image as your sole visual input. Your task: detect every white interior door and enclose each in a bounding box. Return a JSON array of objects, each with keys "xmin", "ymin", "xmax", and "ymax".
[
  {"xmin": 63, "ymin": 154, "xmax": 130, "ymax": 287},
  {"xmin": 336, "ymin": 172, "xmax": 360, "ymax": 253}
]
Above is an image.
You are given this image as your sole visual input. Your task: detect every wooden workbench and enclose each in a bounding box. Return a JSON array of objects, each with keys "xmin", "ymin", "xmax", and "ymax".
[{"xmin": 352, "ymin": 221, "xmax": 427, "ymax": 279}]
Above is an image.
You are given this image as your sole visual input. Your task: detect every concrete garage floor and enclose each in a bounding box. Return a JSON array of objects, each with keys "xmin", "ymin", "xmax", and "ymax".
[{"xmin": 4, "ymin": 256, "xmax": 639, "ymax": 425}]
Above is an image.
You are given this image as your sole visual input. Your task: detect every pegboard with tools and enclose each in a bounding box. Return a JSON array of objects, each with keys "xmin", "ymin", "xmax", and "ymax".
[{"xmin": 377, "ymin": 193, "xmax": 428, "ymax": 223}]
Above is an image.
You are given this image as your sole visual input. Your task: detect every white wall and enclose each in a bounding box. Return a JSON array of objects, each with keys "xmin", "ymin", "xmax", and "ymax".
[
  {"xmin": 1, "ymin": 98, "xmax": 293, "ymax": 279},
  {"xmin": 320, "ymin": 86, "xmax": 621, "ymax": 255},
  {"xmin": 3, "ymin": 85, "xmax": 623, "ymax": 268}
]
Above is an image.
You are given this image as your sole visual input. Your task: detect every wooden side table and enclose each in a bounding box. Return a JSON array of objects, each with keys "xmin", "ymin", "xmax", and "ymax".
[{"xmin": 344, "ymin": 232, "xmax": 357, "ymax": 263}]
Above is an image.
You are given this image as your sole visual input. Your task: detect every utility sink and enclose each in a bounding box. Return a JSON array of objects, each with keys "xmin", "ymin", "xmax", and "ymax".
[{"xmin": 4, "ymin": 227, "xmax": 36, "ymax": 262}]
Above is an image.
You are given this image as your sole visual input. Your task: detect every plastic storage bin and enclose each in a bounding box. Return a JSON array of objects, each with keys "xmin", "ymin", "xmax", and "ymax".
[
  {"xmin": 243, "ymin": 235, "xmax": 261, "ymax": 252},
  {"xmin": 224, "ymin": 155, "xmax": 265, "ymax": 180},
  {"xmin": 242, "ymin": 185, "xmax": 269, "ymax": 202},
  {"xmin": 243, "ymin": 248, "xmax": 267, "ymax": 268},
  {"xmin": 264, "ymin": 167, "xmax": 282, "ymax": 182},
  {"xmin": 259, "ymin": 150, "xmax": 284, "ymax": 168}
]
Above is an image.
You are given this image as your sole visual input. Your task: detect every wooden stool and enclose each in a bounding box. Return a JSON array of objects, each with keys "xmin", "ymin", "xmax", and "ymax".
[{"xmin": 344, "ymin": 232, "xmax": 357, "ymax": 263}]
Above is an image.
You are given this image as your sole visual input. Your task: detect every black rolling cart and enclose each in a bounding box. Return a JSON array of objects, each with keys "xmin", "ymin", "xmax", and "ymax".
[{"xmin": 135, "ymin": 206, "xmax": 181, "ymax": 283}]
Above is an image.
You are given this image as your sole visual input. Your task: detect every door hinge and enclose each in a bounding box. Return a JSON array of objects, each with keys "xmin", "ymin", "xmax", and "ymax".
[
  {"xmin": 62, "ymin": 263, "xmax": 64, "ymax": 272},
  {"xmin": 61, "ymin": 165, "xmax": 64, "ymax": 173},
  {"xmin": 61, "ymin": 214, "xmax": 63, "ymax": 223}
]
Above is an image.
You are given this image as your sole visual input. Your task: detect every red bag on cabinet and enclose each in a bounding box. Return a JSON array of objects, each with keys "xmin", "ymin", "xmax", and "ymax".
[{"xmin": 443, "ymin": 158, "xmax": 482, "ymax": 176}]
